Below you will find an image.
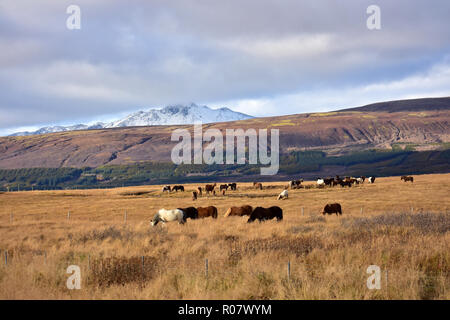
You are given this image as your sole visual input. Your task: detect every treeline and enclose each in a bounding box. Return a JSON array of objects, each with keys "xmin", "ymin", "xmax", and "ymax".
[{"xmin": 0, "ymin": 149, "xmax": 449, "ymax": 190}]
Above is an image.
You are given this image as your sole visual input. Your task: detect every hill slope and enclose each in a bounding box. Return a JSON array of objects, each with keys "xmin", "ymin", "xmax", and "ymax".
[
  {"xmin": 0, "ymin": 98, "xmax": 449, "ymax": 169},
  {"xmin": 338, "ymin": 97, "xmax": 450, "ymax": 113}
]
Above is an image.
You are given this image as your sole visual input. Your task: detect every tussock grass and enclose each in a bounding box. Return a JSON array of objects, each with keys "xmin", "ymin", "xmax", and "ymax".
[{"xmin": 0, "ymin": 173, "xmax": 449, "ymax": 299}]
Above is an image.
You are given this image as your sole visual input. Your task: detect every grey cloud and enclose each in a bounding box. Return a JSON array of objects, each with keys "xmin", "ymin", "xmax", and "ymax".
[{"xmin": 0, "ymin": 0, "xmax": 449, "ymax": 131}]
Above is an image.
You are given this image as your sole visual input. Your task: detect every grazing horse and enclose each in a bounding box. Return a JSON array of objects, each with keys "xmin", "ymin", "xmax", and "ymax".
[
  {"xmin": 162, "ymin": 185, "xmax": 171, "ymax": 193},
  {"xmin": 205, "ymin": 183, "xmax": 216, "ymax": 195},
  {"xmin": 178, "ymin": 207, "xmax": 198, "ymax": 219},
  {"xmin": 172, "ymin": 185, "xmax": 185, "ymax": 192},
  {"xmin": 340, "ymin": 180, "xmax": 352, "ymax": 188},
  {"xmin": 228, "ymin": 183, "xmax": 237, "ymax": 190},
  {"xmin": 289, "ymin": 179, "xmax": 303, "ymax": 189},
  {"xmin": 368, "ymin": 177, "xmax": 376, "ymax": 184},
  {"xmin": 224, "ymin": 205, "xmax": 253, "ymax": 217},
  {"xmin": 322, "ymin": 203, "xmax": 342, "ymax": 216},
  {"xmin": 150, "ymin": 209, "xmax": 186, "ymax": 226},
  {"xmin": 219, "ymin": 184, "xmax": 229, "ymax": 191},
  {"xmin": 247, "ymin": 206, "xmax": 283, "ymax": 223},
  {"xmin": 197, "ymin": 206, "xmax": 218, "ymax": 219},
  {"xmin": 277, "ymin": 189, "xmax": 289, "ymax": 200},
  {"xmin": 253, "ymin": 182, "xmax": 263, "ymax": 190},
  {"xmin": 192, "ymin": 191, "xmax": 198, "ymax": 201},
  {"xmin": 197, "ymin": 186, "xmax": 203, "ymax": 196},
  {"xmin": 317, "ymin": 179, "xmax": 325, "ymax": 187},
  {"xmin": 401, "ymin": 176, "xmax": 414, "ymax": 183}
]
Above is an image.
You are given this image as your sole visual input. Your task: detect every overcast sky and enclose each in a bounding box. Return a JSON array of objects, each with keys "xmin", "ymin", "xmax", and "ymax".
[{"xmin": 1, "ymin": 0, "xmax": 450, "ymax": 135}]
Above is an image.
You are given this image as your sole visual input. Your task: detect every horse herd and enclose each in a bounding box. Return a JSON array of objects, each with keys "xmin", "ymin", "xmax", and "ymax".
[
  {"xmin": 150, "ymin": 205, "xmax": 284, "ymax": 226},
  {"xmin": 152, "ymin": 175, "xmax": 415, "ymax": 227},
  {"xmin": 315, "ymin": 175, "xmax": 375, "ymax": 188}
]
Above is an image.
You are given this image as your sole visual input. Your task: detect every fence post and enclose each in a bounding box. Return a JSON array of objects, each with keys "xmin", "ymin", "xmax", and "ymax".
[
  {"xmin": 67, "ymin": 211, "xmax": 70, "ymax": 220},
  {"xmin": 360, "ymin": 207, "xmax": 363, "ymax": 215},
  {"xmin": 287, "ymin": 260, "xmax": 291, "ymax": 282},
  {"xmin": 124, "ymin": 211, "xmax": 127, "ymax": 223},
  {"xmin": 301, "ymin": 207, "xmax": 304, "ymax": 216},
  {"xmin": 205, "ymin": 259, "xmax": 208, "ymax": 278},
  {"xmin": 385, "ymin": 269, "xmax": 389, "ymax": 297}
]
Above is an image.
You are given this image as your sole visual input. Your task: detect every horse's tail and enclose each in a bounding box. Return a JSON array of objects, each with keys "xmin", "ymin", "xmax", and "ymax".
[{"xmin": 212, "ymin": 207, "xmax": 218, "ymax": 219}]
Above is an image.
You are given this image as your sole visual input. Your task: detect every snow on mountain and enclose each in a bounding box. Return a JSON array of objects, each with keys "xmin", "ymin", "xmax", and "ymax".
[{"xmin": 9, "ymin": 104, "xmax": 253, "ymax": 136}]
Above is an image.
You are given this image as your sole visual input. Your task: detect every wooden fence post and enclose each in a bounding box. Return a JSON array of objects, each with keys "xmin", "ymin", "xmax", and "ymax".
[
  {"xmin": 67, "ymin": 211, "xmax": 70, "ymax": 220},
  {"xmin": 287, "ymin": 260, "xmax": 291, "ymax": 282},
  {"xmin": 301, "ymin": 207, "xmax": 304, "ymax": 216}
]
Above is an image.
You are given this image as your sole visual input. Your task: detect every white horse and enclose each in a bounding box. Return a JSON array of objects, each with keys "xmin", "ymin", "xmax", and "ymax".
[
  {"xmin": 277, "ymin": 189, "xmax": 289, "ymax": 200},
  {"xmin": 317, "ymin": 179, "xmax": 325, "ymax": 186},
  {"xmin": 368, "ymin": 177, "xmax": 375, "ymax": 184},
  {"xmin": 150, "ymin": 209, "xmax": 186, "ymax": 226}
]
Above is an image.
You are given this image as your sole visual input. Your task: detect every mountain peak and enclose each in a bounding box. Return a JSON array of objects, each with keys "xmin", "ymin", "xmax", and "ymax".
[{"xmin": 9, "ymin": 104, "xmax": 253, "ymax": 136}]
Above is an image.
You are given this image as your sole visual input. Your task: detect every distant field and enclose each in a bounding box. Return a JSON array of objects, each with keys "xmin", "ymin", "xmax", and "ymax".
[{"xmin": 0, "ymin": 174, "xmax": 449, "ymax": 299}]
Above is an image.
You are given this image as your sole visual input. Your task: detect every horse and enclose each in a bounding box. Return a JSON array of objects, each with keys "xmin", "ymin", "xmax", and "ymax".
[
  {"xmin": 219, "ymin": 184, "xmax": 229, "ymax": 191},
  {"xmin": 254, "ymin": 182, "xmax": 263, "ymax": 190},
  {"xmin": 277, "ymin": 189, "xmax": 289, "ymax": 200},
  {"xmin": 247, "ymin": 206, "xmax": 283, "ymax": 223},
  {"xmin": 162, "ymin": 185, "xmax": 171, "ymax": 193},
  {"xmin": 197, "ymin": 206, "xmax": 218, "ymax": 219},
  {"xmin": 401, "ymin": 176, "xmax": 414, "ymax": 183},
  {"xmin": 172, "ymin": 185, "xmax": 185, "ymax": 192},
  {"xmin": 192, "ymin": 191, "xmax": 198, "ymax": 200},
  {"xmin": 228, "ymin": 183, "xmax": 237, "ymax": 190},
  {"xmin": 205, "ymin": 183, "xmax": 216, "ymax": 195},
  {"xmin": 322, "ymin": 203, "xmax": 342, "ymax": 216},
  {"xmin": 197, "ymin": 186, "xmax": 203, "ymax": 196},
  {"xmin": 224, "ymin": 205, "xmax": 253, "ymax": 217},
  {"xmin": 178, "ymin": 207, "xmax": 198, "ymax": 219},
  {"xmin": 150, "ymin": 209, "xmax": 186, "ymax": 226}
]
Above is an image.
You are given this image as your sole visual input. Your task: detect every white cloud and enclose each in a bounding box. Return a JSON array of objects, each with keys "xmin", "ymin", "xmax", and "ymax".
[{"xmin": 215, "ymin": 60, "xmax": 450, "ymax": 116}]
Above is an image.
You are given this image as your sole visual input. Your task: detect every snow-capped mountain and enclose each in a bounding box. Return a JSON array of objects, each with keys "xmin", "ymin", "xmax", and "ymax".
[{"xmin": 9, "ymin": 104, "xmax": 253, "ymax": 136}]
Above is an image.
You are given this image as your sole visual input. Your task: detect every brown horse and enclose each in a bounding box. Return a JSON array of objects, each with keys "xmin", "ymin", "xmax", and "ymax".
[
  {"xmin": 322, "ymin": 203, "xmax": 342, "ymax": 216},
  {"xmin": 253, "ymin": 182, "xmax": 263, "ymax": 190},
  {"xmin": 401, "ymin": 176, "xmax": 414, "ymax": 183},
  {"xmin": 197, "ymin": 186, "xmax": 203, "ymax": 196},
  {"xmin": 205, "ymin": 183, "xmax": 216, "ymax": 195},
  {"xmin": 197, "ymin": 206, "xmax": 218, "ymax": 219},
  {"xmin": 224, "ymin": 205, "xmax": 253, "ymax": 217}
]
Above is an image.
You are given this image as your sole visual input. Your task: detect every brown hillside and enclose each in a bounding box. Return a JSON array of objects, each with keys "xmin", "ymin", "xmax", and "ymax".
[{"xmin": 0, "ymin": 109, "xmax": 449, "ymax": 169}]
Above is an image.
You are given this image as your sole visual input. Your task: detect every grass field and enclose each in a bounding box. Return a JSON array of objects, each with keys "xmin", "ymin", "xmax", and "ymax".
[{"xmin": 0, "ymin": 174, "xmax": 449, "ymax": 299}]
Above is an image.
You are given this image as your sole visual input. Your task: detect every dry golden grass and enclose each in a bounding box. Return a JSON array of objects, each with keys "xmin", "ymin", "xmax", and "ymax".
[{"xmin": 0, "ymin": 173, "xmax": 449, "ymax": 299}]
